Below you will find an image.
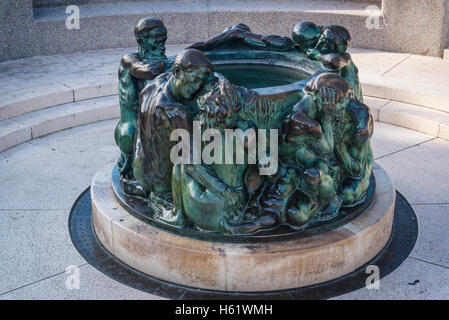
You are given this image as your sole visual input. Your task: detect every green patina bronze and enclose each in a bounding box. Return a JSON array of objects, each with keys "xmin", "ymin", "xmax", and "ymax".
[
  {"xmin": 292, "ymin": 21, "xmax": 363, "ymax": 101},
  {"xmin": 114, "ymin": 17, "xmax": 171, "ymax": 196},
  {"xmin": 114, "ymin": 19, "xmax": 373, "ymax": 236}
]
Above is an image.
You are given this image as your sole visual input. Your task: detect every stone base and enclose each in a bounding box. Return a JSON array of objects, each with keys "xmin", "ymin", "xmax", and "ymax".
[{"xmin": 91, "ymin": 162, "xmax": 395, "ymax": 292}]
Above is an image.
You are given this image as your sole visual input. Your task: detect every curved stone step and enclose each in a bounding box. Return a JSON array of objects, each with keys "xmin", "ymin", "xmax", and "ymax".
[
  {"xmin": 0, "ymin": 95, "xmax": 118, "ymax": 152},
  {"xmin": 0, "ymin": 45, "xmax": 187, "ymax": 122},
  {"xmin": 0, "ymin": 84, "xmax": 74, "ymax": 122},
  {"xmin": 366, "ymin": 95, "xmax": 449, "ymax": 139},
  {"xmin": 1, "ymin": 94, "xmax": 449, "ymax": 153},
  {"xmin": 3, "ymin": 47, "xmax": 449, "ymax": 126}
]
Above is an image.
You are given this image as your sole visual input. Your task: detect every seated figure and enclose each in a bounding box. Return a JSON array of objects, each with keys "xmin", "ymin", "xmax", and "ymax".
[
  {"xmin": 162, "ymin": 75, "xmax": 281, "ymax": 233},
  {"xmin": 280, "ymin": 72, "xmax": 372, "ymax": 226},
  {"xmin": 167, "ymin": 78, "xmax": 247, "ymax": 231},
  {"xmin": 277, "ymin": 74, "xmax": 341, "ymax": 226},
  {"xmin": 114, "ymin": 17, "xmax": 169, "ymax": 196},
  {"xmin": 132, "ymin": 49, "xmax": 214, "ymax": 205},
  {"xmin": 157, "ymin": 72, "xmax": 372, "ymax": 233},
  {"xmin": 292, "ymin": 22, "xmax": 363, "ymax": 102},
  {"xmin": 188, "ymin": 23, "xmax": 294, "ymax": 52},
  {"xmin": 337, "ymin": 99, "xmax": 374, "ymax": 205}
]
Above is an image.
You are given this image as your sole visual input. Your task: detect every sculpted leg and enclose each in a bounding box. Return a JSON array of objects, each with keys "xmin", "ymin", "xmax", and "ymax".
[
  {"xmin": 114, "ymin": 119, "xmax": 136, "ymax": 178},
  {"xmin": 114, "ymin": 119, "xmax": 146, "ymax": 197},
  {"xmin": 155, "ymin": 163, "xmax": 241, "ymax": 231},
  {"xmin": 153, "ymin": 164, "xmax": 186, "ymax": 226},
  {"xmin": 339, "ymin": 157, "xmax": 373, "ymax": 205},
  {"xmin": 179, "ymin": 164, "xmax": 230, "ymax": 231}
]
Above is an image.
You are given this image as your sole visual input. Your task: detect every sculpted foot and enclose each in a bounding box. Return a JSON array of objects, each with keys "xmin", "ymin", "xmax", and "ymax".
[
  {"xmin": 154, "ymin": 208, "xmax": 186, "ymax": 227},
  {"xmin": 120, "ymin": 178, "xmax": 146, "ymax": 197},
  {"xmin": 223, "ymin": 211, "xmax": 279, "ymax": 235},
  {"xmin": 151, "ymin": 192, "xmax": 186, "ymax": 227},
  {"xmin": 316, "ymin": 195, "xmax": 343, "ymax": 221}
]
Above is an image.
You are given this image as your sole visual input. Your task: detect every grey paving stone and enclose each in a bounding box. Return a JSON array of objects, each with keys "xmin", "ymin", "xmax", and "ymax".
[
  {"xmin": 28, "ymin": 118, "xmax": 118, "ymax": 159},
  {"xmin": 64, "ymin": 47, "xmax": 131, "ymax": 76},
  {"xmin": 0, "ymin": 264, "xmax": 161, "ymax": 300},
  {"xmin": 0, "ymin": 131, "xmax": 118, "ymax": 210},
  {"xmin": 410, "ymin": 204, "xmax": 449, "ymax": 268},
  {"xmin": 376, "ymin": 138, "xmax": 449, "ymax": 205},
  {"xmin": 379, "ymin": 100, "xmax": 449, "ymax": 136},
  {"xmin": 0, "ymin": 209, "xmax": 85, "ymax": 294},
  {"xmin": 371, "ymin": 122, "xmax": 434, "ymax": 159},
  {"xmin": 0, "ymin": 54, "xmax": 86, "ymax": 87},
  {"xmin": 333, "ymin": 257, "xmax": 449, "ymax": 300},
  {"xmin": 0, "ymin": 84, "xmax": 74, "ymax": 122}
]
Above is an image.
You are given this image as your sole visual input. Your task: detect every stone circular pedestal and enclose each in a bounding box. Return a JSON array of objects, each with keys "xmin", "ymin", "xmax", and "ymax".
[{"xmin": 91, "ymin": 162, "xmax": 395, "ymax": 292}]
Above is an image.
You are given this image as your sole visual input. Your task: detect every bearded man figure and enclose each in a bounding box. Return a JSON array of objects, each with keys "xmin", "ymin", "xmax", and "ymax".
[{"xmin": 114, "ymin": 17, "xmax": 169, "ymax": 196}]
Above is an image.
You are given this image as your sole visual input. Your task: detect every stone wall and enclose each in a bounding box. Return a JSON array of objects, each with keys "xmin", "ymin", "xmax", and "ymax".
[
  {"xmin": 378, "ymin": 0, "xmax": 449, "ymax": 56},
  {"xmin": 0, "ymin": 0, "xmax": 34, "ymax": 62},
  {"xmin": 32, "ymin": 0, "xmax": 146, "ymax": 7},
  {"xmin": 0, "ymin": 0, "xmax": 447, "ymax": 61},
  {"xmin": 32, "ymin": 0, "xmax": 382, "ymax": 7}
]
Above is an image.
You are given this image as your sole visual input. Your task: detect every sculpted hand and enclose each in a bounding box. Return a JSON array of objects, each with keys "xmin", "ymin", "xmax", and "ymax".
[
  {"xmin": 317, "ymin": 86, "xmax": 336, "ymax": 112},
  {"xmin": 146, "ymin": 60, "xmax": 166, "ymax": 74},
  {"xmin": 306, "ymin": 48, "xmax": 320, "ymax": 59},
  {"xmin": 156, "ymin": 60, "xmax": 166, "ymax": 73},
  {"xmin": 318, "ymin": 86, "xmax": 350, "ymax": 112},
  {"xmin": 202, "ymin": 97, "xmax": 221, "ymax": 115}
]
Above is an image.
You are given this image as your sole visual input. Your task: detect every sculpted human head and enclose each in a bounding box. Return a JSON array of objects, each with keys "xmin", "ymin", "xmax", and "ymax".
[
  {"xmin": 292, "ymin": 21, "xmax": 321, "ymax": 51},
  {"xmin": 171, "ymin": 49, "xmax": 214, "ymax": 100},
  {"xmin": 306, "ymin": 73, "xmax": 351, "ymax": 111},
  {"xmin": 134, "ymin": 17, "xmax": 167, "ymax": 59},
  {"xmin": 315, "ymin": 25, "xmax": 351, "ymax": 54}
]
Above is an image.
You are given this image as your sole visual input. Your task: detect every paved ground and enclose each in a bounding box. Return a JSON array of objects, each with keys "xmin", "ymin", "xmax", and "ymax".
[{"xmin": 0, "ymin": 118, "xmax": 448, "ymax": 299}]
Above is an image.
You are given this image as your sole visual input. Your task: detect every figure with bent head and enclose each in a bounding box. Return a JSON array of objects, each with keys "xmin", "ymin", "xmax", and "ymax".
[
  {"xmin": 280, "ymin": 73, "xmax": 373, "ymax": 227},
  {"xmin": 161, "ymin": 73, "xmax": 280, "ymax": 233},
  {"xmin": 292, "ymin": 22, "xmax": 363, "ymax": 102},
  {"xmin": 133, "ymin": 49, "xmax": 214, "ymax": 207}
]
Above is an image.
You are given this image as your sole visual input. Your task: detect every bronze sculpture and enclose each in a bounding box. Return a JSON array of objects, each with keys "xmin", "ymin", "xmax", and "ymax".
[
  {"xmin": 189, "ymin": 23, "xmax": 294, "ymax": 52},
  {"xmin": 133, "ymin": 49, "xmax": 214, "ymax": 200},
  {"xmin": 292, "ymin": 21, "xmax": 363, "ymax": 101},
  {"xmin": 114, "ymin": 17, "xmax": 170, "ymax": 196},
  {"xmin": 113, "ymin": 18, "xmax": 374, "ymax": 235}
]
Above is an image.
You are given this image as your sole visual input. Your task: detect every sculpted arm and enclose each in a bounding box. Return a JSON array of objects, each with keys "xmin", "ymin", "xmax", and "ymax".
[
  {"xmin": 336, "ymin": 101, "xmax": 373, "ymax": 178},
  {"xmin": 184, "ymin": 164, "xmax": 242, "ymax": 209},
  {"xmin": 292, "ymin": 94, "xmax": 315, "ymax": 115},
  {"xmin": 335, "ymin": 141, "xmax": 362, "ymax": 178},
  {"xmin": 121, "ymin": 54, "xmax": 166, "ymax": 80},
  {"xmin": 188, "ymin": 31, "xmax": 235, "ymax": 50},
  {"xmin": 184, "ymin": 164, "xmax": 230, "ymax": 195}
]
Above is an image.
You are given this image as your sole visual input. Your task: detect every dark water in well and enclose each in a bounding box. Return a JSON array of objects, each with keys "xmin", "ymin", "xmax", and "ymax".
[{"xmin": 214, "ymin": 64, "xmax": 309, "ymax": 89}]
